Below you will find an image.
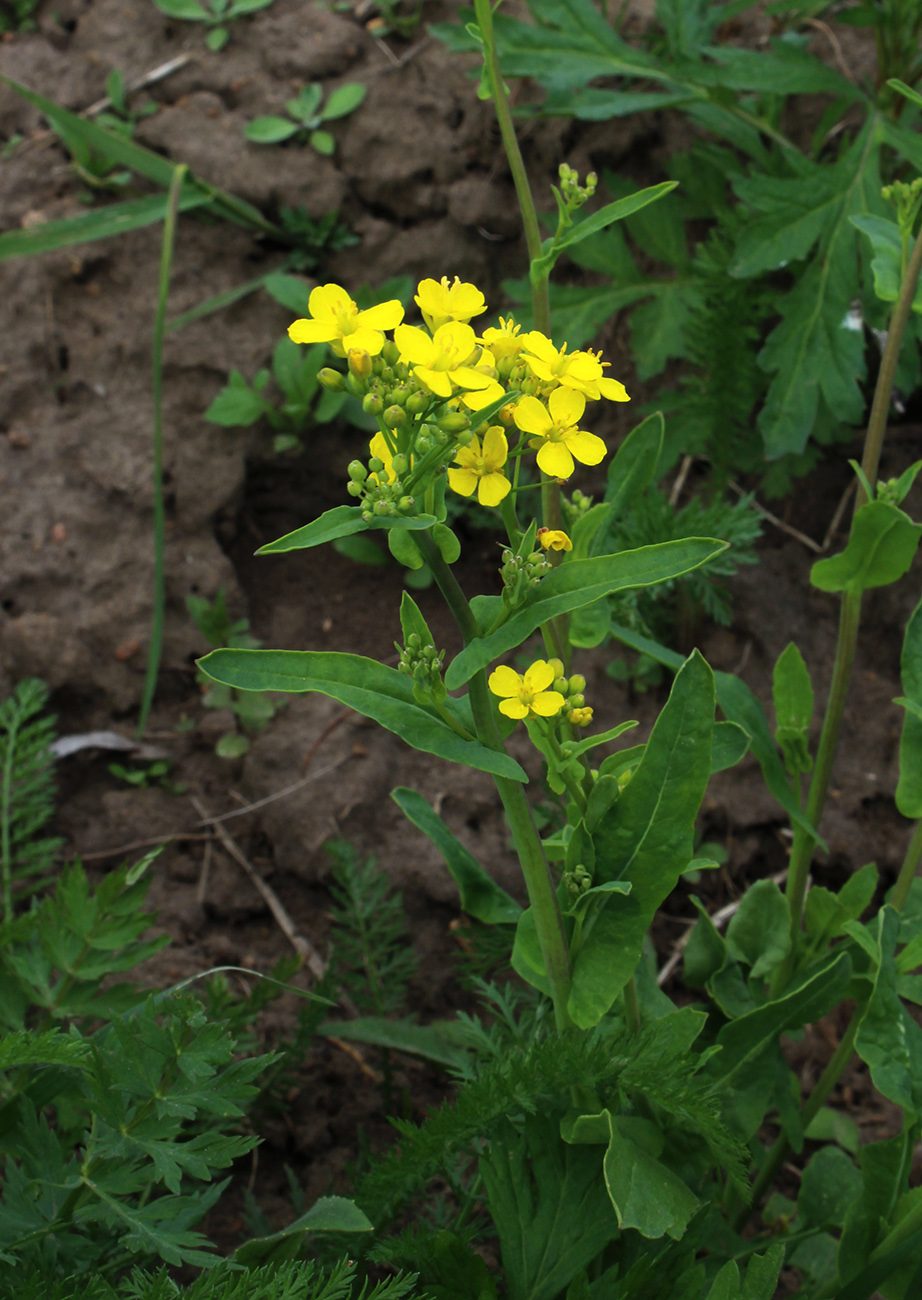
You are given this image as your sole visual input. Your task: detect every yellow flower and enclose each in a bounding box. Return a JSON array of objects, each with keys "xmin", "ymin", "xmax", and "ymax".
[
  {"xmin": 394, "ymin": 321, "xmax": 498, "ymax": 399},
  {"xmin": 521, "ymin": 332, "xmax": 630, "ymax": 403},
  {"xmin": 481, "ymin": 317, "xmax": 525, "ymax": 363},
  {"xmin": 488, "ymin": 660, "xmax": 567, "ymax": 721},
  {"xmin": 288, "ymin": 284, "xmax": 404, "ymax": 358},
  {"xmin": 568, "ymin": 706, "xmax": 594, "ymax": 727},
  {"xmin": 448, "ymin": 426, "xmax": 511, "ymax": 507},
  {"xmin": 537, "ymin": 527, "xmax": 572, "ymax": 552},
  {"xmin": 415, "ymin": 276, "xmax": 487, "ymax": 332},
  {"xmin": 513, "ymin": 387, "xmax": 607, "ymax": 479}
]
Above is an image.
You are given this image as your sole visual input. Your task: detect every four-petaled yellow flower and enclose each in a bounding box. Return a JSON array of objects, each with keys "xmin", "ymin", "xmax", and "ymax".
[
  {"xmin": 513, "ymin": 387, "xmax": 607, "ymax": 479},
  {"xmin": 488, "ymin": 660, "xmax": 567, "ymax": 720},
  {"xmin": 415, "ymin": 276, "xmax": 487, "ymax": 332},
  {"xmin": 521, "ymin": 331, "xmax": 629, "ymax": 403},
  {"xmin": 394, "ymin": 321, "xmax": 497, "ymax": 399},
  {"xmin": 537, "ymin": 528, "xmax": 572, "ymax": 552},
  {"xmin": 448, "ymin": 426, "xmax": 511, "ymax": 507},
  {"xmin": 481, "ymin": 317, "xmax": 525, "ymax": 363},
  {"xmin": 289, "ymin": 284, "xmax": 404, "ymax": 357}
]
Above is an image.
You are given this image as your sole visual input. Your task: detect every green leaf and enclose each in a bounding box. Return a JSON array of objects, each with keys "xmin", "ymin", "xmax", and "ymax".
[
  {"xmin": 391, "ymin": 787, "xmax": 521, "ymax": 924},
  {"xmin": 234, "ymin": 1196, "xmax": 372, "ymax": 1264},
  {"xmin": 480, "ymin": 1115, "xmax": 619, "ymax": 1300},
  {"xmin": 851, "ymin": 214, "xmax": 922, "ymax": 311},
  {"xmin": 197, "ymin": 649, "xmax": 527, "ymax": 782},
  {"xmin": 798, "ymin": 1147, "xmax": 862, "ymax": 1229},
  {"xmin": 567, "ymin": 1109, "xmax": 699, "ymax": 1240},
  {"xmin": 853, "ymin": 907, "xmax": 922, "ymax": 1114},
  {"xmin": 205, "ymin": 25, "xmax": 228, "ymax": 50},
  {"xmin": 838, "ymin": 1132, "xmax": 911, "ymax": 1286},
  {"xmin": 204, "ymin": 374, "xmax": 267, "ymax": 426},
  {"xmin": 319, "ymin": 1017, "xmax": 469, "ymax": 1070},
  {"xmin": 321, "ymin": 83, "xmax": 366, "ymax": 120},
  {"xmin": 888, "ymin": 78, "xmax": 922, "ymax": 110},
  {"xmin": 215, "ymin": 732, "xmax": 249, "ymax": 758},
  {"xmin": 711, "ymin": 720, "xmax": 751, "ymax": 773},
  {"xmin": 445, "ymin": 540, "xmax": 727, "ymax": 690},
  {"xmin": 153, "ymin": 0, "xmax": 209, "ymax": 18},
  {"xmin": 773, "ymin": 641, "xmax": 814, "ymax": 775},
  {"xmin": 684, "ymin": 897, "xmax": 727, "ymax": 988},
  {"xmin": 568, "ymin": 651, "xmax": 715, "ymax": 1026},
  {"xmin": 557, "ymin": 182, "xmax": 678, "ymax": 253},
  {"xmin": 810, "ymin": 500, "xmax": 922, "ymax": 593},
  {"xmin": 166, "ymin": 274, "xmax": 269, "ymax": 333},
  {"xmin": 702, "ymin": 40, "xmax": 861, "ymax": 97},
  {"xmin": 244, "ymin": 116, "xmax": 300, "ymax": 143},
  {"xmin": 309, "ymin": 130, "xmax": 336, "ymax": 156},
  {"xmin": 897, "ymin": 595, "xmax": 922, "ymax": 818},
  {"xmin": 0, "ymin": 1028, "xmax": 91, "ymax": 1071},
  {"xmin": 724, "ymin": 878, "xmax": 791, "ymax": 980},
  {"xmin": 589, "ymin": 411, "xmax": 664, "ymax": 555},
  {"xmin": 0, "ymin": 189, "xmax": 210, "ymax": 262},
  {"xmin": 256, "ymin": 506, "xmax": 437, "ymax": 553},
  {"xmin": 388, "ymin": 525, "xmax": 425, "ymax": 570},
  {"xmin": 332, "ymin": 533, "xmax": 387, "ymax": 566},
  {"xmin": 609, "ymin": 623, "xmax": 821, "ymax": 843},
  {"xmin": 804, "ymin": 1105, "xmax": 860, "ymax": 1154},
  {"xmin": 263, "ymin": 271, "xmax": 314, "ymax": 314}
]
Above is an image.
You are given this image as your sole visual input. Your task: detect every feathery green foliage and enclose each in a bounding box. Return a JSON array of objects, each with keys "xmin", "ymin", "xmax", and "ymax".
[{"xmin": 0, "ymin": 678, "xmax": 63, "ymax": 919}]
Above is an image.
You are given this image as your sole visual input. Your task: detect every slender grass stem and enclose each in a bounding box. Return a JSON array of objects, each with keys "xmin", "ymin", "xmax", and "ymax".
[{"xmin": 137, "ymin": 164, "xmax": 186, "ymax": 739}]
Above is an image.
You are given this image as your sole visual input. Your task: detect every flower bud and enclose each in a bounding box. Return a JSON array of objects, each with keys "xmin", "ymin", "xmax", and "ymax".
[
  {"xmin": 387, "ymin": 387, "xmax": 409, "ymax": 407},
  {"xmin": 546, "ymin": 659, "xmax": 565, "ymax": 680},
  {"xmin": 347, "ymin": 350, "xmax": 372, "ymax": 381},
  {"xmin": 415, "ymin": 434, "xmax": 432, "ymax": 454},
  {"xmin": 568, "ymin": 674, "xmax": 586, "ymax": 695},
  {"xmin": 368, "ymin": 456, "xmax": 385, "ymax": 473},
  {"xmin": 381, "ymin": 340, "xmax": 399, "ymax": 365},
  {"xmin": 455, "ymin": 428, "xmax": 473, "ymax": 447},
  {"xmin": 346, "ymin": 481, "xmax": 363, "ymax": 497},
  {"xmin": 363, "ymin": 393, "xmax": 384, "ymax": 416},
  {"xmin": 398, "ymin": 496, "xmax": 416, "ymax": 513},
  {"xmin": 406, "ymin": 390, "xmax": 429, "ymax": 415},
  {"xmin": 553, "ymin": 677, "xmax": 568, "ymax": 695},
  {"xmin": 384, "ymin": 405, "xmax": 407, "ymax": 430},
  {"xmin": 361, "ymin": 509, "xmax": 374, "ymax": 523},
  {"xmin": 407, "ymin": 633, "xmax": 421, "ymax": 649},
  {"xmin": 568, "ymin": 693, "xmax": 585, "ymax": 709},
  {"xmin": 390, "ymin": 453, "xmax": 408, "ymax": 476},
  {"xmin": 437, "ymin": 413, "xmax": 471, "ymax": 435},
  {"xmin": 348, "ymin": 460, "xmax": 367, "ymax": 482},
  {"xmin": 373, "ymin": 499, "xmax": 391, "ymax": 516},
  {"xmin": 318, "ymin": 368, "xmax": 346, "ymax": 392}
]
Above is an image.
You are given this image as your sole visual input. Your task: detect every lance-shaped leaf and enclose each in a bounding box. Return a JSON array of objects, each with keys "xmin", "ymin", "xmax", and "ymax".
[
  {"xmin": 0, "ymin": 190, "xmax": 211, "ymax": 262},
  {"xmin": 810, "ymin": 500, "xmax": 922, "ymax": 593},
  {"xmin": 391, "ymin": 787, "xmax": 522, "ymax": 924},
  {"xmin": 257, "ymin": 506, "xmax": 437, "ymax": 554},
  {"xmin": 567, "ymin": 651, "xmax": 715, "ymax": 1026},
  {"xmin": 198, "ymin": 649, "xmax": 526, "ymax": 781},
  {"xmin": 445, "ymin": 539, "xmax": 725, "ymax": 690},
  {"xmin": 610, "ymin": 623, "xmax": 821, "ymax": 842},
  {"xmin": 897, "ymin": 596, "xmax": 922, "ymax": 818},
  {"xmin": 318, "ymin": 1017, "xmax": 470, "ymax": 1071}
]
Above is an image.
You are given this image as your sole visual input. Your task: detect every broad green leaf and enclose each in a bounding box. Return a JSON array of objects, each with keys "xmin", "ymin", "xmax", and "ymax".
[
  {"xmin": 851, "ymin": 214, "xmax": 922, "ymax": 311},
  {"xmin": 204, "ymin": 375, "xmax": 267, "ymax": 427},
  {"xmin": 739, "ymin": 1245, "xmax": 786, "ymax": 1300},
  {"xmin": 197, "ymin": 649, "xmax": 527, "ymax": 782},
  {"xmin": 798, "ymin": 1146, "xmax": 862, "ymax": 1229},
  {"xmin": 609, "ymin": 623, "xmax": 821, "ymax": 842},
  {"xmin": 838, "ymin": 1132, "xmax": 912, "ymax": 1285},
  {"xmin": 854, "ymin": 907, "xmax": 922, "ymax": 1113},
  {"xmin": 234, "ymin": 1196, "xmax": 371, "ymax": 1264},
  {"xmin": 805, "ymin": 862, "xmax": 879, "ymax": 952},
  {"xmin": 319, "ymin": 1017, "xmax": 470, "ymax": 1071},
  {"xmin": 897, "ymin": 596, "xmax": 922, "ymax": 818},
  {"xmin": 445, "ymin": 540, "xmax": 726, "ymax": 690},
  {"xmin": 711, "ymin": 720, "xmax": 750, "ymax": 773},
  {"xmin": 568, "ymin": 651, "xmax": 715, "ymax": 1026},
  {"xmin": 257, "ymin": 506, "xmax": 437, "ymax": 553},
  {"xmin": 321, "ymin": 83, "xmax": 366, "ymax": 121},
  {"xmin": 332, "ymin": 534, "xmax": 386, "ymax": 565},
  {"xmin": 479, "ymin": 1115, "xmax": 618, "ymax": 1300},
  {"xmin": 810, "ymin": 500, "xmax": 922, "ymax": 593},
  {"xmin": 226, "ymin": 0, "xmax": 275, "ymax": 14},
  {"xmin": 684, "ymin": 897, "xmax": 727, "ymax": 988},
  {"xmin": 804, "ymin": 1106, "xmax": 860, "ymax": 1154},
  {"xmin": 0, "ymin": 189, "xmax": 210, "ymax": 262},
  {"xmin": 398, "ymin": 591, "xmax": 434, "ymax": 650},
  {"xmin": 244, "ymin": 116, "xmax": 300, "ymax": 143},
  {"xmin": 701, "ymin": 40, "xmax": 862, "ymax": 98},
  {"xmin": 568, "ymin": 1109, "xmax": 699, "ymax": 1240},
  {"xmin": 263, "ymin": 271, "xmax": 314, "ymax": 315},
  {"xmin": 391, "ymin": 787, "xmax": 522, "ymax": 924},
  {"xmin": 310, "ymin": 130, "xmax": 336, "ymax": 156},
  {"xmin": 724, "ymin": 878, "xmax": 791, "ymax": 980},
  {"xmin": 288, "ymin": 85, "xmax": 323, "ymax": 122},
  {"xmin": 589, "ymin": 411, "xmax": 665, "ymax": 555}
]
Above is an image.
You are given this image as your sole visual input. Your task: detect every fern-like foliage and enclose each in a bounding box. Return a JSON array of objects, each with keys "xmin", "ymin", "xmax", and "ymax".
[
  {"xmin": 326, "ymin": 840, "xmax": 417, "ymax": 1017},
  {"xmin": 0, "ymin": 678, "xmax": 63, "ymax": 919}
]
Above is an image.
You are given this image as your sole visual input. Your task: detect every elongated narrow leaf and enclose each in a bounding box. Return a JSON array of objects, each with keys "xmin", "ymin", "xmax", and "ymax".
[
  {"xmin": 319, "ymin": 1017, "xmax": 470, "ymax": 1070},
  {"xmin": 257, "ymin": 506, "xmax": 437, "ymax": 554},
  {"xmin": 391, "ymin": 787, "xmax": 522, "ymax": 924},
  {"xmin": 445, "ymin": 539, "xmax": 726, "ymax": 690},
  {"xmin": 568, "ymin": 651, "xmax": 714, "ymax": 1026},
  {"xmin": 610, "ymin": 623, "xmax": 821, "ymax": 843},
  {"xmin": 197, "ymin": 648, "xmax": 526, "ymax": 781},
  {"xmin": 0, "ymin": 1028, "xmax": 91, "ymax": 1070},
  {"xmin": 897, "ymin": 596, "xmax": 922, "ymax": 817},
  {"xmin": 166, "ymin": 275, "xmax": 269, "ymax": 333},
  {"xmin": 557, "ymin": 182, "xmax": 678, "ymax": 252},
  {"xmin": 234, "ymin": 1196, "xmax": 372, "ymax": 1264},
  {"xmin": 0, "ymin": 189, "xmax": 210, "ymax": 261}
]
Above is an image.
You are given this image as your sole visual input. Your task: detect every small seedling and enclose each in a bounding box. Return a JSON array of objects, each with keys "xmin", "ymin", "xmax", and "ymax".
[
  {"xmin": 187, "ymin": 589, "xmax": 277, "ymax": 756},
  {"xmin": 153, "ymin": 0, "xmax": 275, "ymax": 51},
  {"xmin": 108, "ymin": 758, "xmax": 187, "ymax": 794},
  {"xmin": 277, "ymin": 206, "xmax": 359, "ymax": 273},
  {"xmin": 244, "ymin": 83, "xmax": 366, "ymax": 155}
]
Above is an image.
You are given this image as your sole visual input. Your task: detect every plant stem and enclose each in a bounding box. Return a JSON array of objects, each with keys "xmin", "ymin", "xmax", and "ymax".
[
  {"xmin": 137, "ymin": 164, "xmax": 186, "ymax": 739},
  {"xmin": 413, "ymin": 530, "xmax": 574, "ymax": 1029},
  {"xmin": 891, "ymin": 816, "xmax": 922, "ymax": 912}
]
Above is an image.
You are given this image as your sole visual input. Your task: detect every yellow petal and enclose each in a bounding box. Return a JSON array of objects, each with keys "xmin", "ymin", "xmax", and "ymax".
[
  {"xmin": 499, "ymin": 698, "xmax": 528, "ymax": 719},
  {"xmin": 308, "ymin": 283, "xmax": 351, "ymax": 321},
  {"xmin": 394, "ymin": 324, "xmax": 434, "ymax": 366},
  {"xmin": 531, "ymin": 691, "xmax": 566, "ymax": 717},
  {"xmin": 461, "ymin": 381, "xmax": 505, "ymax": 410},
  {"xmin": 564, "ymin": 429, "xmax": 607, "ymax": 466},
  {"xmin": 598, "ymin": 376, "xmax": 631, "ymax": 402},
  {"xmin": 288, "ymin": 318, "xmax": 338, "ymax": 344},
  {"xmin": 513, "ymin": 395, "xmax": 552, "ymax": 437},
  {"xmin": 413, "ymin": 366, "xmax": 454, "ymax": 397},
  {"xmin": 453, "ymin": 366, "xmax": 495, "ymax": 390},
  {"xmin": 477, "ymin": 472, "xmax": 511, "ymax": 507},
  {"xmin": 489, "ymin": 665, "xmax": 523, "ymax": 698},
  {"xmin": 358, "ymin": 299, "xmax": 405, "ymax": 331},
  {"xmin": 536, "ymin": 441, "xmax": 575, "ymax": 478},
  {"xmin": 524, "ymin": 660, "xmax": 555, "ymax": 693},
  {"xmin": 522, "ymin": 331, "xmax": 556, "ymax": 362},
  {"xmin": 548, "ymin": 385, "xmax": 586, "ymax": 425},
  {"xmin": 448, "ymin": 467, "xmax": 478, "ymax": 497},
  {"xmin": 347, "ymin": 326, "xmax": 387, "ymax": 356},
  {"xmin": 481, "ymin": 425, "xmax": 508, "ymax": 470},
  {"xmin": 433, "ymin": 321, "xmax": 478, "ymax": 355}
]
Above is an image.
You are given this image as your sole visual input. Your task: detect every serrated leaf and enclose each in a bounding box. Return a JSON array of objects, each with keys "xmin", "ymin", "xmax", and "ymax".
[
  {"xmin": 197, "ymin": 649, "xmax": 527, "ymax": 782},
  {"xmin": 854, "ymin": 907, "xmax": 922, "ymax": 1113}
]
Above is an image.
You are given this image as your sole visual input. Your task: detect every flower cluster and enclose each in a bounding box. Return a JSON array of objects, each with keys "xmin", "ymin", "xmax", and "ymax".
[
  {"xmin": 288, "ymin": 274, "xmax": 630, "ymax": 520},
  {"xmin": 487, "ymin": 657, "xmax": 593, "ymax": 729}
]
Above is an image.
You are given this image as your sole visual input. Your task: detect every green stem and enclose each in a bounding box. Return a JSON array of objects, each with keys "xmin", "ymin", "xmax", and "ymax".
[
  {"xmin": 472, "ymin": 0, "xmax": 549, "ymax": 336},
  {"xmin": 432, "ymin": 697, "xmax": 476, "ymax": 742},
  {"xmin": 137, "ymin": 164, "xmax": 186, "ymax": 739},
  {"xmin": 413, "ymin": 530, "xmax": 574, "ymax": 1029},
  {"xmin": 891, "ymin": 817, "xmax": 922, "ymax": 912},
  {"xmin": 1, "ymin": 704, "xmax": 22, "ymax": 923}
]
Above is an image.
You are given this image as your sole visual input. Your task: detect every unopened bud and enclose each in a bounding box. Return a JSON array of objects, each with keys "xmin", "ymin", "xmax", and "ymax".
[
  {"xmin": 347, "ymin": 350, "xmax": 372, "ymax": 380},
  {"xmin": 415, "ymin": 435, "xmax": 432, "ymax": 454},
  {"xmin": 381, "ymin": 340, "xmax": 399, "ymax": 365},
  {"xmin": 348, "ymin": 460, "xmax": 367, "ymax": 482},
  {"xmin": 368, "ymin": 456, "xmax": 385, "ymax": 473},
  {"xmin": 456, "ymin": 428, "xmax": 473, "ymax": 447},
  {"xmin": 384, "ymin": 405, "xmax": 407, "ymax": 430},
  {"xmin": 398, "ymin": 496, "xmax": 415, "ymax": 513},
  {"xmin": 346, "ymin": 480, "xmax": 363, "ymax": 497},
  {"xmin": 318, "ymin": 368, "xmax": 346, "ymax": 392},
  {"xmin": 546, "ymin": 659, "xmax": 565, "ymax": 679},
  {"xmin": 568, "ymin": 674, "xmax": 586, "ymax": 695},
  {"xmin": 568, "ymin": 693, "xmax": 585, "ymax": 708},
  {"xmin": 406, "ymin": 390, "xmax": 429, "ymax": 415},
  {"xmin": 437, "ymin": 413, "xmax": 471, "ymax": 435},
  {"xmin": 390, "ymin": 453, "xmax": 408, "ymax": 476},
  {"xmin": 363, "ymin": 393, "xmax": 384, "ymax": 416}
]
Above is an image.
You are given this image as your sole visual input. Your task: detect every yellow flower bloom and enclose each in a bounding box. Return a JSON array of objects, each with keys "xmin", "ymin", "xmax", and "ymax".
[
  {"xmin": 513, "ymin": 387, "xmax": 607, "ymax": 479},
  {"xmin": 537, "ymin": 527, "xmax": 572, "ymax": 552},
  {"xmin": 415, "ymin": 276, "xmax": 487, "ymax": 332},
  {"xmin": 288, "ymin": 284, "xmax": 404, "ymax": 358},
  {"xmin": 521, "ymin": 332, "xmax": 630, "ymax": 403},
  {"xmin": 394, "ymin": 321, "xmax": 498, "ymax": 399},
  {"xmin": 448, "ymin": 426, "xmax": 511, "ymax": 507},
  {"xmin": 488, "ymin": 660, "xmax": 567, "ymax": 721},
  {"xmin": 481, "ymin": 317, "xmax": 525, "ymax": 363}
]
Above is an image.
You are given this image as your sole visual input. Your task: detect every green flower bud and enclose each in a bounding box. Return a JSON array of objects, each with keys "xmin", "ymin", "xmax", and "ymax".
[
  {"xmin": 455, "ymin": 428, "xmax": 473, "ymax": 447},
  {"xmin": 381, "ymin": 340, "xmax": 399, "ymax": 365},
  {"xmin": 568, "ymin": 674, "xmax": 586, "ymax": 695},
  {"xmin": 406, "ymin": 390, "xmax": 429, "ymax": 415},
  {"xmin": 415, "ymin": 435, "xmax": 432, "ymax": 454},
  {"xmin": 390, "ymin": 453, "xmax": 408, "ymax": 476},
  {"xmin": 348, "ymin": 460, "xmax": 367, "ymax": 482},
  {"xmin": 361, "ymin": 510, "xmax": 374, "ymax": 523},
  {"xmin": 553, "ymin": 677, "xmax": 568, "ymax": 695},
  {"xmin": 384, "ymin": 405, "xmax": 407, "ymax": 430},
  {"xmin": 438, "ymin": 413, "xmax": 471, "ymax": 434},
  {"xmin": 413, "ymin": 661, "xmax": 429, "ymax": 683},
  {"xmin": 318, "ymin": 368, "xmax": 346, "ymax": 392},
  {"xmin": 398, "ymin": 496, "xmax": 416, "ymax": 513},
  {"xmin": 363, "ymin": 393, "xmax": 384, "ymax": 416},
  {"xmin": 368, "ymin": 456, "xmax": 385, "ymax": 473},
  {"xmin": 373, "ymin": 499, "xmax": 391, "ymax": 516},
  {"xmin": 435, "ymin": 428, "xmax": 449, "ymax": 446},
  {"xmin": 407, "ymin": 633, "xmax": 421, "ymax": 649},
  {"xmin": 568, "ymin": 693, "xmax": 585, "ymax": 708},
  {"xmin": 346, "ymin": 480, "xmax": 363, "ymax": 497}
]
